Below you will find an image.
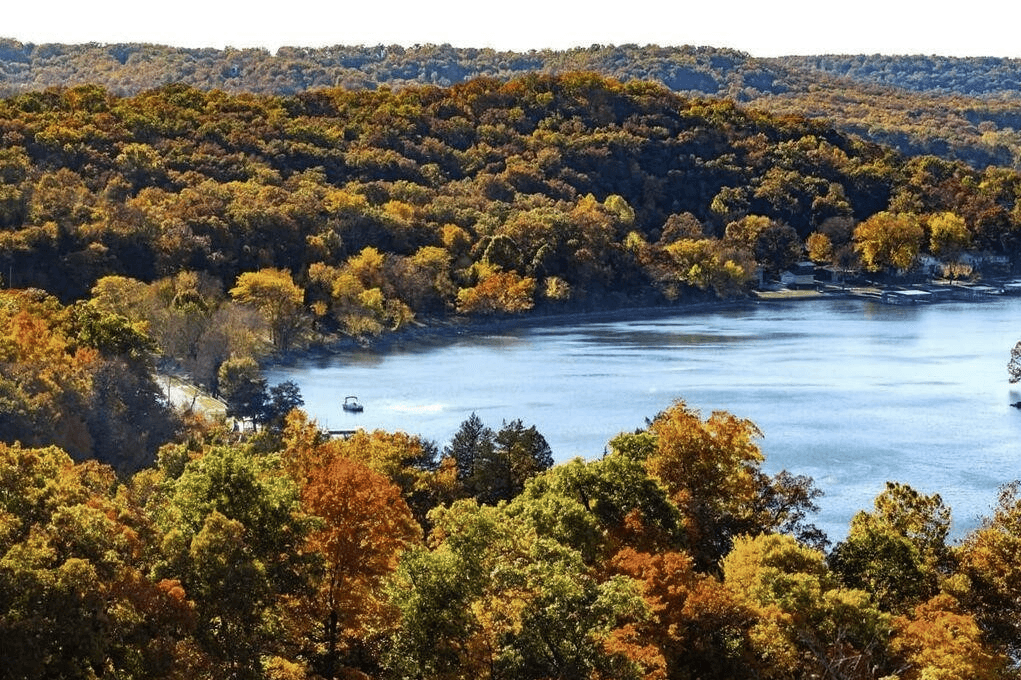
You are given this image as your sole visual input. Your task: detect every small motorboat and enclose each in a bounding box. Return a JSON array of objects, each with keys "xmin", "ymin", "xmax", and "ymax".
[{"xmin": 342, "ymin": 395, "xmax": 364, "ymax": 413}]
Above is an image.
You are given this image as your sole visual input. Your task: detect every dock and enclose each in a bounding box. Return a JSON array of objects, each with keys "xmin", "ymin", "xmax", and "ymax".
[{"xmin": 810, "ymin": 279, "xmax": 1015, "ymax": 305}]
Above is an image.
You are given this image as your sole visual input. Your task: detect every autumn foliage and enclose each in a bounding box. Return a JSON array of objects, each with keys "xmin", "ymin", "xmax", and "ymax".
[
  {"xmin": 2, "ymin": 393, "xmax": 1021, "ymax": 678},
  {"xmin": 1, "ymin": 73, "xmax": 1020, "ymax": 363},
  {"xmin": 3, "ymin": 69, "xmax": 1021, "ymax": 679},
  {"xmin": 0, "ymin": 289, "xmax": 177, "ymax": 472}
]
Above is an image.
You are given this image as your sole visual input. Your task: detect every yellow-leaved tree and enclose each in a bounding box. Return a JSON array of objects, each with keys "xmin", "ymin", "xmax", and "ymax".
[
  {"xmin": 723, "ymin": 533, "xmax": 893, "ymax": 679},
  {"xmin": 853, "ymin": 211, "xmax": 924, "ymax": 273},
  {"xmin": 955, "ymin": 481, "xmax": 1021, "ymax": 664},
  {"xmin": 610, "ymin": 401, "xmax": 824, "ymax": 571},
  {"xmin": 927, "ymin": 211, "xmax": 972, "ymax": 262},
  {"xmin": 229, "ymin": 267, "xmax": 307, "ymax": 350}
]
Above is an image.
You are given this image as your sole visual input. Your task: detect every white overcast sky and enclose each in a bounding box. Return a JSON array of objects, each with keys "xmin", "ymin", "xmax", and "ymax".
[{"xmin": 5, "ymin": 0, "xmax": 1021, "ymax": 58}]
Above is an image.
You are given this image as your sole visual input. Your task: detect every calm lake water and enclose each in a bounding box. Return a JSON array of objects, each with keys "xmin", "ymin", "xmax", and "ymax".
[{"xmin": 267, "ymin": 297, "xmax": 1021, "ymax": 541}]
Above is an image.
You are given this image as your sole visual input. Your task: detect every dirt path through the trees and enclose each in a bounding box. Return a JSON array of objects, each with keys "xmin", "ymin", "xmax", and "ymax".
[{"xmin": 158, "ymin": 374, "xmax": 227, "ymax": 418}]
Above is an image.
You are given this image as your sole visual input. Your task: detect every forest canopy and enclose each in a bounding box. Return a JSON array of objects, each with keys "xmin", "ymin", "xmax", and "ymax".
[
  {"xmin": 3, "ymin": 40, "xmax": 1021, "ymax": 169},
  {"xmin": 2, "ymin": 402, "xmax": 1020, "ymax": 679},
  {"xmin": 2, "ymin": 73, "xmax": 1020, "ymax": 343}
]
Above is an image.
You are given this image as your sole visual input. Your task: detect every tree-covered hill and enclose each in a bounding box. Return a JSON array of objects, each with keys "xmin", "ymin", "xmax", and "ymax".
[
  {"xmin": 2, "ymin": 74, "xmax": 1019, "ymax": 318},
  {"xmin": 7, "ymin": 40, "xmax": 1021, "ymax": 100},
  {"xmin": 3, "ymin": 40, "xmax": 1021, "ymax": 170},
  {"xmin": 0, "ymin": 40, "xmax": 785, "ymax": 96},
  {"xmin": 778, "ymin": 54, "xmax": 1021, "ymax": 97}
]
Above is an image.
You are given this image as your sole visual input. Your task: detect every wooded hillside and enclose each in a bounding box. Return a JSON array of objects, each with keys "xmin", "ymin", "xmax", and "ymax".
[
  {"xmin": 3, "ymin": 40, "xmax": 1021, "ymax": 169},
  {"xmin": 2, "ymin": 74, "xmax": 1020, "ymax": 358}
]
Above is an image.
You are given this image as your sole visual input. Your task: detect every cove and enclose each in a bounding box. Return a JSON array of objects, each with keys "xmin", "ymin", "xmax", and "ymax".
[{"xmin": 266, "ymin": 296, "xmax": 1021, "ymax": 541}]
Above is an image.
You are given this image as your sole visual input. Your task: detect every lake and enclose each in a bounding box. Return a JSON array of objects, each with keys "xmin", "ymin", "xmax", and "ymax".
[{"xmin": 266, "ymin": 296, "xmax": 1021, "ymax": 541}]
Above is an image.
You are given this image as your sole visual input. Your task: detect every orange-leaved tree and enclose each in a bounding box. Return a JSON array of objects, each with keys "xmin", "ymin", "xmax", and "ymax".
[
  {"xmin": 456, "ymin": 264, "xmax": 535, "ymax": 315},
  {"xmin": 283, "ymin": 410, "xmax": 455, "ymax": 527},
  {"xmin": 607, "ymin": 547, "xmax": 755, "ymax": 680},
  {"xmin": 300, "ymin": 455, "xmax": 422, "ymax": 679},
  {"xmin": 890, "ymin": 594, "xmax": 1007, "ymax": 680}
]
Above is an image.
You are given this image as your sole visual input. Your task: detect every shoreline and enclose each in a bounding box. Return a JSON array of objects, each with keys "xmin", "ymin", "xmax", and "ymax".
[
  {"xmin": 270, "ymin": 288, "xmax": 841, "ymax": 366},
  {"xmin": 172, "ymin": 291, "xmax": 814, "ymax": 415},
  {"xmin": 270, "ymin": 276, "xmax": 1015, "ymax": 366}
]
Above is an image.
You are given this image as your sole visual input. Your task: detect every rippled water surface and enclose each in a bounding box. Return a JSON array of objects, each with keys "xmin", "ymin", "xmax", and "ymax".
[{"xmin": 267, "ymin": 297, "xmax": 1021, "ymax": 539}]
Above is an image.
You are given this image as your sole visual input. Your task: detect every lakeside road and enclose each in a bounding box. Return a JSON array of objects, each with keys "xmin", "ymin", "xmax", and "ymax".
[{"xmin": 158, "ymin": 374, "xmax": 227, "ymax": 419}]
